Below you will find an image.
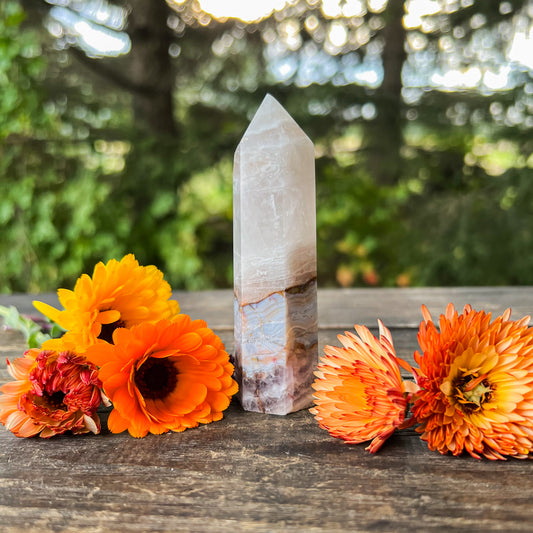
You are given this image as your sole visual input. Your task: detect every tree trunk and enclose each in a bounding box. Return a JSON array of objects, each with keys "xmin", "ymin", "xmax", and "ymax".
[
  {"xmin": 21, "ymin": 0, "xmax": 178, "ymax": 137},
  {"xmin": 366, "ymin": 0, "xmax": 407, "ymax": 185},
  {"xmin": 124, "ymin": 0, "xmax": 177, "ymax": 137}
]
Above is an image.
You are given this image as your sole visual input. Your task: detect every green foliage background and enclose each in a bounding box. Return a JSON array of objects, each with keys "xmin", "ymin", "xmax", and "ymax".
[{"xmin": 1, "ymin": 0, "xmax": 533, "ymax": 293}]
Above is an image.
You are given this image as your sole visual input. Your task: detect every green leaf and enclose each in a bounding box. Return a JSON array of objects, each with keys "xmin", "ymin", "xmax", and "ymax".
[{"xmin": 0, "ymin": 304, "xmax": 62, "ymax": 349}]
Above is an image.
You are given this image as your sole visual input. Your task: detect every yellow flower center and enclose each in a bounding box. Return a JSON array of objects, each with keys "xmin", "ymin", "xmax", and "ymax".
[{"xmin": 452, "ymin": 373, "xmax": 492, "ymax": 413}]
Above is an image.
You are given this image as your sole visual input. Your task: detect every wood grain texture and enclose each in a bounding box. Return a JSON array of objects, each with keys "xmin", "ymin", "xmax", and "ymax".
[
  {"xmin": 8, "ymin": 286, "xmax": 533, "ymax": 326},
  {"xmin": 1, "ymin": 288, "xmax": 533, "ymax": 532}
]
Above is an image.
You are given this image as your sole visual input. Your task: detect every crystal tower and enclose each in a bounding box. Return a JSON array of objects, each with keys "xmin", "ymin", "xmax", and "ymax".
[{"xmin": 233, "ymin": 94, "xmax": 318, "ymax": 415}]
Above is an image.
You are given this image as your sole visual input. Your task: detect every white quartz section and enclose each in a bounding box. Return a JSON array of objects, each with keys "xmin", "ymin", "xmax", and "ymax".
[{"xmin": 233, "ymin": 94, "xmax": 316, "ymax": 305}]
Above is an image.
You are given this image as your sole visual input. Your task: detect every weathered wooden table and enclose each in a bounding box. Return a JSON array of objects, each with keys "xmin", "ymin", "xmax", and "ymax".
[{"xmin": 1, "ymin": 287, "xmax": 533, "ymax": 532}]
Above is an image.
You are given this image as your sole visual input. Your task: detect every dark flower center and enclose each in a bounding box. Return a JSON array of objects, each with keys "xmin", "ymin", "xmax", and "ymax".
[
  {"xmin": 98, "ymin": 319, "xmax": 125, "ymax": 344},
  {"xmin": 44, "ymin": 390, "xmax": 66, "ymax": 410},
  {"xmin": 135, "ymin": 358, "xmax": 178, "ymax": 400},
  {"xmin": 453, "ymin": 373, "xmax": 492, "ymax": 413}
]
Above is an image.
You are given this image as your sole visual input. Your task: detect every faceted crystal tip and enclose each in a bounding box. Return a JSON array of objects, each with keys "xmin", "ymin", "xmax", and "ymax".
[{"xmin": 241, "ymin": 93, "xmax": 312, "ymax": 145}]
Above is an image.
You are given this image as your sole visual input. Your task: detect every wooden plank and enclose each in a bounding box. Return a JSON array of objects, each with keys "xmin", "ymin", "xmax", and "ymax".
[
  {"xmin": 1, "ymin": 403, "xmax": 532, "ymax": 532},
  {"xmin": 317, "ymin": 286, "xmax": 533, "ymax": 328},
  {"xmin": 1, "ymin": 290, "xmax": 533, "ymax": 532},
  {"xmin": 6, "ymin": 286, "xmax": 533, "ymax": 328}
]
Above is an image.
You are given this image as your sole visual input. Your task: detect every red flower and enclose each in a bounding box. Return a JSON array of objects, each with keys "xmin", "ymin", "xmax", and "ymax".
[{"xmin": 0, "ymin": 345, "xmax": 102, "ymax": 438}]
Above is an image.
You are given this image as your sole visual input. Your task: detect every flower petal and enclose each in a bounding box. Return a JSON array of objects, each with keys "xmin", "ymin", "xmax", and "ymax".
[{"xmin": 107, "ymin": 408, "xmax": 130, "ymax": 434}]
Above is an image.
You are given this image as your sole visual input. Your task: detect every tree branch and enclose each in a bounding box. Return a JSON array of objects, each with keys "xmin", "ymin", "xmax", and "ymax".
[{"xmin": 69, "ymin": 47, "xmax": 164, "ymax": 97}]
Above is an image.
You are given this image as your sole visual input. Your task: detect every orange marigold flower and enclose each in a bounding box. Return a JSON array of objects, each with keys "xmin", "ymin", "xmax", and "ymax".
[
  {"xmin": 33, "ymin": 254, "xmax": 179, "ymax": 351},
  {"xmin": 311, "ymin": 321, "xmax": 417, "ymax": 453},
  {"xmin": 0, "ymin": 345, "xmax": 102, "ymax": 438},
  {"xmin": 412, "ymin": 303, "xmax": 533, "ymax": 460},
  {"xmin": 85, "ymin": 317, "xmax": 238, "ymax": 438}
]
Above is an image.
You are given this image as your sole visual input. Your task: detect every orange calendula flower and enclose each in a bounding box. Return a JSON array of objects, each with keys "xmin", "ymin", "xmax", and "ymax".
[
  {"xmin": 311, "ymin": 321, "xmax": 418, "ymax": 453},
  {"xmin": 33, "ymin": 254, "xmax": 179, "ymax": 351},
  {"xmin": 0, "ymin": 344, "xmax": 102, "ymax": 438},
  {"xmin": 412, "ymin": 303, "xmax": 533, "ymax": 460},
  {"xmin": 85, "ymin": 317, "xmax": 238, "ymax": 438}
]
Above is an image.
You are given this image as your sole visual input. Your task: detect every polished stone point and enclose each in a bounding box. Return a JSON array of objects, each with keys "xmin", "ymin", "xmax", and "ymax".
[{"xmin": 233, "ymin": 94, "xmax": 318, "ymax": 415}]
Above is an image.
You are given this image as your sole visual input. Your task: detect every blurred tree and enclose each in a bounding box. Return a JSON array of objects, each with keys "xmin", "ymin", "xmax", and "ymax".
[
  {"xmin": 366, "ymin": 0, "xmax": 406, "ymax": 185},
  {"xmin": 0, "ymin": 0, "xmax": 128, "ymax": 291},
  {"xmin": 67, "ymin": 0, "xmax": 177, "ymax": 135},
  {"xmin": 1, "ymin": 0, "xmax": 533, "ymax": 292}
]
